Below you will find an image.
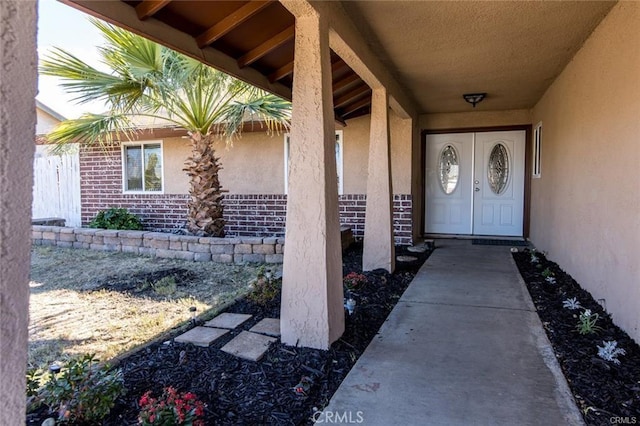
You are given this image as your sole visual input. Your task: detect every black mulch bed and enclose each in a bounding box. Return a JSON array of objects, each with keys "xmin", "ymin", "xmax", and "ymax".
[
  {"xmin": 513, "ymin": 249, "xmax": 640, "ymax": 425},
  {"xmin": 29, "ymin": 242, "xmax": 430, "ymax": 425}
]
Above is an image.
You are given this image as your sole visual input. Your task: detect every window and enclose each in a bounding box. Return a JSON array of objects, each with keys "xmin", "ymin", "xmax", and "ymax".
[
  {"xmin": 284, "ymin": 130, "xmax": 344, "ymax": 194},
  {"xmin": 122, "ymin": 141, "xmax": 163, "ymax": 192},
  {"xmin": 533, "ymin": 122, "xmax": 542, "ymax": 178}
]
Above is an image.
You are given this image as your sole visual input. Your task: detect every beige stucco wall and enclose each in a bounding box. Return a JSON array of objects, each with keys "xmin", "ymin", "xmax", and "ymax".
[
  {"xmin": 0, "ymin": 0, "xmax": 37, "ymax": 421},
  {"xmin": 530, "ymin": 2, "xmax": 640, "ymax": 342},
  {"xmin": 35, "ymin": 108, "xmax": 61, "ymax": 135},
  {"xmin": 341, "ymin": 112, "xmax": 412, "ymax": 194},
  {"xmin": 162, "ymin": 112, "xmax": 413, "ymax": 195},
  {"xmin": 420, "ymin": 109, "xmax": 532, "ymax": 130}
]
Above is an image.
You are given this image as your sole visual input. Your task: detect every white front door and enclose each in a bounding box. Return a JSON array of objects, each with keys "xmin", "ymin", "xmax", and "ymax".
[{"xmin": 425, "ymin": 130, "xmax": 526, "ymax": 237}]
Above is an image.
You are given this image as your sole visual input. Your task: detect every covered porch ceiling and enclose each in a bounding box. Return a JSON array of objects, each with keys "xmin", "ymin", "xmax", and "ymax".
[{"xmin": 63, "ymin": 0, "xmax": 615, "ymax": 119}]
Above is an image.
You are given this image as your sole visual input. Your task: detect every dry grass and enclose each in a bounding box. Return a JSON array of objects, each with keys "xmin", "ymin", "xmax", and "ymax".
[{"xmin": 29, "ymin": 246, "xmax": 272, "ymax": 370}]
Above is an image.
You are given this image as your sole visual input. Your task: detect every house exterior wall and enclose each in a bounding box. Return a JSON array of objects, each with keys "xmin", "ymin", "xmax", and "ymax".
[
  {"xmin": 530, "ymin": 1, "xmax": 640, "ymax": 342},
  {"xmin": 80, "ymin": 111, "xmax": 415, "ymax": 243},
  {"xmin": 36, "ymin": 107, "xmax": 61, "ymax": 135}
]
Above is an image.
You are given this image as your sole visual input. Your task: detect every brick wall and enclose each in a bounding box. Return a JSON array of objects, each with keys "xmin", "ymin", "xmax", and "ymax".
[{"xmin": 81, "ymin": 146, "xmax": 413, "ymax": 245}]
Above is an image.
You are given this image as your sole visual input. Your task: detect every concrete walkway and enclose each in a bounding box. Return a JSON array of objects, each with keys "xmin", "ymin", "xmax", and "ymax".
[{"xmin": 323, "ymin": 239, "xmax": 584, "ymax": 425}]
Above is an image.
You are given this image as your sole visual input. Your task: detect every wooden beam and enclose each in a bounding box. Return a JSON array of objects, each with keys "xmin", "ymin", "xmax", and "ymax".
[
  {"xmin": 341, "ymin": 96, "xmax": 371, "ymax": 117},
  {"xmin": 333, "ymin": 72, "xmax": 360, "ymax": 92},
  {"xmin": 331, "ymin": 59, "xmax": 347, "ymax": 74},
  {"xmin": 334, "ymin": 84, "xmax": 370, "ymax": 109},
  {"xmin": 237, "ymin": 25, "xmax": 295, "ymax": 68},
  {"xmin": 269, "ymin": 61, "xmax": 294, "ymax": 83},
  {"xmin": 135, "ymin": 0, "xmax": 171, "ymax": 21},
  {"xmin": 196, "ymin": 1, "xmax": 272, "ymax": 48}
]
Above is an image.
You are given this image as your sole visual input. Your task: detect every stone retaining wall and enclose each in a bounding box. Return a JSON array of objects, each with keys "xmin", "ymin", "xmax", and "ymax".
[{"xmin": 32, "ymin": 226, "xmax": 284, "ymax": 264}]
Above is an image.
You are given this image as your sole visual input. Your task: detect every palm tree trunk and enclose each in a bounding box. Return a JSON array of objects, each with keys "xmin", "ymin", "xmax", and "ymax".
[{"xmin": 183, "ymin": 132, "xmax": 225, "ymax": 237}]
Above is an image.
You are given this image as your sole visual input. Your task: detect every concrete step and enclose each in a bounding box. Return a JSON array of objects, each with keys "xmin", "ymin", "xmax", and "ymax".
[{"xmin": 221, "ymin": 331, "xmax": 277, "ymax": 362}]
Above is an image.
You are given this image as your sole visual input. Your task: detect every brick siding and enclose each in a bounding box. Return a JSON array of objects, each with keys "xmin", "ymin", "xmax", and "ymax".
[{"xmin": 81, "ymin": 146, "xmax": 413, "ymax": 245}]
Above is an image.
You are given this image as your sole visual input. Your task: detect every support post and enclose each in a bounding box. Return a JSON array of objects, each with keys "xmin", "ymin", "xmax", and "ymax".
[
  {"xmin": 280, "ymin": 12, "xmax": 344, "ymax": 350},
  {"xmin": 363, "ymin": 88, "xmax": 395, "ymax": 272},
  {"xmin": 0, "ymin": 0, "xmax": 37, "ymax": 421}
]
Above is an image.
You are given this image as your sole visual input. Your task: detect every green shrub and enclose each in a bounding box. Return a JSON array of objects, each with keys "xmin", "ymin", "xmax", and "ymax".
[
  {"xmin": 247, "ymin": 266, "xmax": 280, "ymax": 305},
  {"xmin": 39, "ymin": 354, "xmax": 125, "ymax": 423},
  {"xmin": 152, "ymin": 276, "xmax": 177, "ymax": 296},
  {"xmin": 90, "ymin": 207, "xmax": 143, "ymax": 230}
]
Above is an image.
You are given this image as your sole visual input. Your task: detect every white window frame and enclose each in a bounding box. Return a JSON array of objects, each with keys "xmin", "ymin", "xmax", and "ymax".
[
  {"xmin": 284, "ymin": 130, "xmax": 344, "ymax": 195},
  {"xmin": 121, "ymin": 140, "xmax": 165, "ymax": 194},
  {"xmin": 532, "ymin": 122, "xmax": 542, "ymax": 178}
]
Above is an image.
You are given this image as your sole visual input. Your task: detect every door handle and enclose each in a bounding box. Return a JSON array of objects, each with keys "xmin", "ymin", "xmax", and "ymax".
[{"xmin": 475, "ymin": 187, "xmax": 480, "ymax": 192}]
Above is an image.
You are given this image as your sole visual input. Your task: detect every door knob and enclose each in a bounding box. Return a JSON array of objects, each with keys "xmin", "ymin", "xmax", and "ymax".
[{"xmin": 475, "ymin": 187, "xmax": 480, "ymax": 192}]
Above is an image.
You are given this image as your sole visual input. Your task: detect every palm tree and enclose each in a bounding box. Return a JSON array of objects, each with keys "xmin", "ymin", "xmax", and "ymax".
[{"xmin": 40, "ymin": 19, "xmax": 290, "ymax": 237}]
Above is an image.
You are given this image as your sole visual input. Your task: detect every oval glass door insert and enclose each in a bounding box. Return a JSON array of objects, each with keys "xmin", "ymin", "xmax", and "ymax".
[
  {"xmin": 488, "ymin": 143, "xmax": 509, "ymax": 194},
  {"xmin": 439, "ymin": 145, "xmax": 459, "ymax": 194}
]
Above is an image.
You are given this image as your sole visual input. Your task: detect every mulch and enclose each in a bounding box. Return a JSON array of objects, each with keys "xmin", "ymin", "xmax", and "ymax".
[
  {"xmin": 28, "ymin": 242, "xmax": 430, "ymax": 425},
  {"xmin": 512, "ymin": 249, "xmax": 640, "ymax": 425}
]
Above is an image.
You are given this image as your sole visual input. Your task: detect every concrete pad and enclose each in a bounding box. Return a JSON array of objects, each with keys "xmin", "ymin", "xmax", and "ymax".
[
  {"xmin": 174, "ymin": 327, "xmax": 228, "ymax": 347},
  {"xmin": 220, "ymin": 331, "xmax": 277, "ymax": 362},
  {"xmin": 204, "ymin": 313, "xmax": 252, "ymax": 329},
  {"xmin": 323, "ymin": 239, "xmax": 583, "ymax": 426},
  {"xmin": 249, "ymin": 318, "xmax": 281, "ymax": 337},
  {"xmin": 407, "ymin": 244, "xmax": 427, "ymax": 253},
  {"xmin": 396, "ymin": 255, "xmax": 418, "ymax": 262}
]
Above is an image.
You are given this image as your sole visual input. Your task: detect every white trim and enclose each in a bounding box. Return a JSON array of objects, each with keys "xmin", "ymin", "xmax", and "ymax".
[
  {"xmin": 121, "ymin": 140, "xmax": 165, "ymax": 194},
  {"xmin": 335, "ymin": 130, "xmax": 344, "ymax": 195},
  {"xmin": 284, "ymin": 131, "xmax": 343, "ymax": 195},
  {"xmin": 533, "ymin": 121, "xmax": 542, "ymax": 178}
]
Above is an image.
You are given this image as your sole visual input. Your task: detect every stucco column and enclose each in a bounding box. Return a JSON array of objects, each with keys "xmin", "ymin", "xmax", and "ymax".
[
  {"xmin": 0, "ymin": 0, "xmax": 37, "ymax": 421},
  {"xmin": 363, "ymin": 88, "xmax": 395, "ymax": 272},
  {"xmin": 280, "ymin": 13, "xmax": 345, "ymax": 349}
]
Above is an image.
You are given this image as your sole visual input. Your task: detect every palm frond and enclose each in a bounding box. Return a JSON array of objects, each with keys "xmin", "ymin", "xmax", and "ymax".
[{"xmin": 46, "ymin": 113, "xmax": 136, "ymax": 154}]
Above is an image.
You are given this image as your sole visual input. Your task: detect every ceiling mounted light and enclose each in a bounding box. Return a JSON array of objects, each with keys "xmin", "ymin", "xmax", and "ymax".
[{"xmin": 463, "ymin": 93, "xmax": 486, "ymax": 108}]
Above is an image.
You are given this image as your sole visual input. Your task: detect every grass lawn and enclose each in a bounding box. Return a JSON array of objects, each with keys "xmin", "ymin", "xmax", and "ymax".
[{"xmin": 28, "ymin": 246, "xmax": 268, "ymax": 370}]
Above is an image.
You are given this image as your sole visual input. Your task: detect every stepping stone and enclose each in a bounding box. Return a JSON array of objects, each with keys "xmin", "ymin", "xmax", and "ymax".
[
  {"xmin": 397, "ymin": 255, "xmax": 418, "ymax": 262},
  {"xmin": 221, "ymin": 331, "xmax": 277, "ymax": 362},
  {"xmin": 407, "ymin": 244, "xmax": 427, "ymax": 253},
  {"xmin": 204, "ymin": 313, "xmax": 252, "ymax": 329},
  {"xmin": 174, "ymin": 327, "xmax": 228, "ymax": 347},
  {"xmin": 249, "ymin": 318, "xmax": 281, "ymax": 337}
]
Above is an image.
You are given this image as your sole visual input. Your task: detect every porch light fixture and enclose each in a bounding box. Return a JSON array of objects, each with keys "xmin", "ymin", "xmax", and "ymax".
[{"xmin": 463, "ymin": 93, "xmax": 486, "ymax": 108}]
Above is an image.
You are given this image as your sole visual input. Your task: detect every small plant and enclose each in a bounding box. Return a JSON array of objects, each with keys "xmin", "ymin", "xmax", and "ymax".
[
  {"xmin": 343, "ymin": 272, "xmax": 367, "ymax": 291},
  {"xmin": 528, "ymin": 249, "xmax": 539, "ymax": 264},
  {"xmin": 597, "ymin": 340, "xmax": 626, "ymax": 365},
  {"xmin": 576, "ymin": 309, "xmax": 602, "ymax": 335},
  {"xmin": 562, "ymin": 297, "xmax": 582, "ymax": 310},
  {"xmin": 90, "ymin": 207, "xmax": 143, "ymax": 230},
  {"xmin": 247, "ymin": 266, "xmax": 280, "ymax": 305},
  {"xmin": 138, "ymin": 386, "xmax": 205, "ymax": 426},
  {"xmin": 541, "ymin": 267, "xmax": 556, "ymax": 283},
  {"xmin": 26, "ymin": 368, "xmax": 43, "ymax": 412},
  {"xmin": 153, "ymin": 276, "xmax": 177, "ymax": 296},
  {"xmin": 39, "ymin": 354, "xmax": 124, "ymax": 423}
]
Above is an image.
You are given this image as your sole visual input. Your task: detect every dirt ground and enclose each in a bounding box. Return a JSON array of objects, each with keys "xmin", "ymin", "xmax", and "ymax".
[{"xmin": 28, "ymin": 246, "xmax": 270, "ymax": 370}]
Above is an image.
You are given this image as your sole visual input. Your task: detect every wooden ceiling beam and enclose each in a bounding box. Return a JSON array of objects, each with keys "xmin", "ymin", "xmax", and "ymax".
[
  {"xmin": 333, "ymin": 72, "xmax": 360, "ymax": 92},
  {"xmin": 340, "ymin": 97, "xmax": 372, "ymax": 117},
  {"xmin": 196, "ymin": 1, "xmax": 272, "ymax": 48},
  {"xmin": 334, "ymin": 84, "xmax": 370, "ymax": 109},
  {"xmin": 331, "ymin": 59, "xmax": 348, "ymax": 74},
  {"xmin": 269, "ymin": 61, "xmax": 294, "ymax": 83},
  {"xmin": 135, "ymin": 0, "xmax": 171, "ymax": 21},
  {"xmin": 237, "ymin": 25, "xmax": 295, "ymax": 68}
]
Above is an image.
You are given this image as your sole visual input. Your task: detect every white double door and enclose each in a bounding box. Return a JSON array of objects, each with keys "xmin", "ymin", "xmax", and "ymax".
[{"xmin": 425, "ymin": 131, "xmax": 525, "ymax": 236}]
